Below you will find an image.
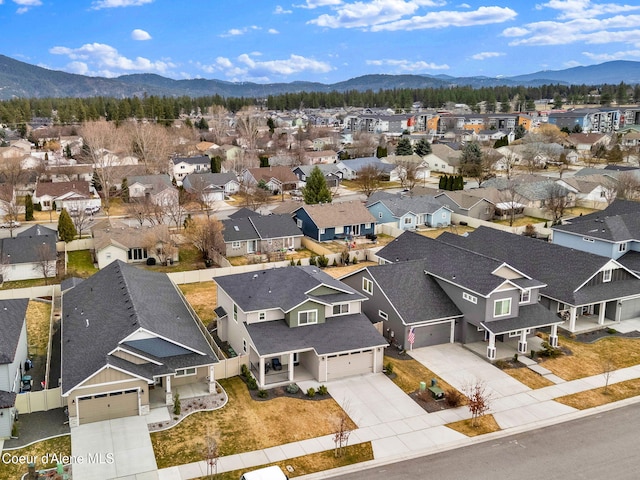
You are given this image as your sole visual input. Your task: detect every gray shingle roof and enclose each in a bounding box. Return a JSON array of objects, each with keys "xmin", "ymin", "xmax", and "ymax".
[
  {"xmin": 0, "ymin": 299, "xmax": 28, "ymax": 364},
  {"xmin": 62, "ymin": 261, "xmax": 218, "ymax": 394},
  {"xmin": 618, "ymin": 251, "xmax": 640, "ymax": 274},
  {"xmin": 215, "ymin": 266, "xmax": 365, "ymax": 313},
  {"xmin": 17, "ymin": 225, "xmax": 57, "ymax": 239},
  {"xmin": 553, "ymin": 200, "xmax": 640, "ymax": 242},
  {"xmin": 246, "ymin": 313, "xmax": 386, "ymax": 356},
  {"xmin": 366, "ymin": 193, "xmax": 448, "ymax": 217},
  {"xmin": 172, "ymin": 155, "xmax": 209, "ymax": 165},
  {"xmin": 439, "ymin": 226, "xmax": 640, "ymax": 306},
  {"xmin": 251, "ymin": 215, "xmax": 303, "ymax": 240},
  {"xmin": 365, "ymin": 261, "xmax": 462, "ymax": 323},
  {"xmin": 182, "ymin": 172, "xmax": 237, "ymax": 191},
  {"xmin": 1, "ymin": 234, "xmax": 57, "ymax": 264},
  {"xmin": 0, "ymin": 390, "xmax": 17, "ymax": 408},
  {"xmin": 222, "ymin": 217, "xmax": 258, "ymax": 242},
  {"xmin": 481, "ymin": 303, "xmax": 563, "ymax": 335}
]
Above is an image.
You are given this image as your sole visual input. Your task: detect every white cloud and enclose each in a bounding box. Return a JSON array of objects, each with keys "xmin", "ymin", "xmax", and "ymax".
[
  {"xmin": 219, "ymin": 26, "xmax": 260, "ymax": 37},
  {"xmin": 471, "ymin": 51, "xmax": 505, "ymax": 60},
  {"xmin": 67, "ymin": 61, "xmax": 90, "ymax": 75},
  {"xmin": 274, "ymin": 5, "xmax": 292, "ymax": 14},
  {"xmin": 504, "ymin": 14, "xmax": 640, "ymax": 46},
  {"xmin": 535, "ymin": 0, "xmax": 640, "ymax": 20},
  {"xmin": 268, "ymin": 28, "xmax": 280, "ymax": 34},
  {"xmin": 371, "ymin": 6, "xmax": 517, "ymax": 31},
  {"xmin": 583, "ymin": 49, "xmax": 640, "ymax": 61},
  {"xmin": 91, "ymin": 0, "xmax": 153, "ymax": 9},
  {"xmin": 296, "ymin": 0, "xmax": 343, "ymax": 9},
  {"xmin": 366, "ymin": 58, "xmax": 449, "ymax": 71},
  {"xmin": 12, "ymin": 0, "xmax": 42, "ymax": 14},
  {"xmin": 131, "ymin": 29, "xmax": 152, "ymax": 41},
  {"xmin": 198, "ymin": 53, "xmax": 333, "ymax": 81},
  {"xmin": 309, "ymin": 0, "xmax": 422, "ymax": 29},
  {"xmin": 49, "ymin": 42, "xmax": 175, "ymax": 77}
]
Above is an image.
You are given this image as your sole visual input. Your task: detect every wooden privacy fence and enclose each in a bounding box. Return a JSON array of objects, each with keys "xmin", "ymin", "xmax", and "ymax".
[{"xmin": 15, "ymin": 387, "xmax": 64, "ymax": 414}]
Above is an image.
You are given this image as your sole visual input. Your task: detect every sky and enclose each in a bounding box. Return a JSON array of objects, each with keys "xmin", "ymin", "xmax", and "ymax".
[{"xmin": 1, "ymin": 0, "xmax": 640, "ymax": 84}]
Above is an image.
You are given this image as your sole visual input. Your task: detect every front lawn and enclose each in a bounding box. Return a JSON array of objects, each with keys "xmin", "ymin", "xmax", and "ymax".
[
  {"xmin": 151, "ymin": 377, "xmax": 357, "ymax": 469},
  {"xmin": 0, "ymin": 435, "xmax": 71, "ymax": 479},
  {"xmin": 555, "ymin": 378, "xmax": 640, "ymax": 409},
  {"xmin": 538, "ymin": 335, "xmax": 640, "ymax": 381},
  {"xmin": 384, "ymin": 355, "xmax": 460, "ymax": 397},
  {"xmin": 446, "ymin": 414, "xmax": 501, "ymax": 437},
  {"xmin": 501, "ymin": 366, "xmax": 554, "ymax": 389}
]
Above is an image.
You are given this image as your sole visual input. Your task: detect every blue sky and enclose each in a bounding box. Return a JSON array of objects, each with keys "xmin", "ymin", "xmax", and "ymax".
[{"xmin": 2, "ymin": 0, "xmax": 640, "ymax": 83}]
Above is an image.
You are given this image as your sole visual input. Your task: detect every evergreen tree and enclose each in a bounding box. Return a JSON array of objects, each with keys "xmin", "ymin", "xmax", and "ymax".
[
  {"xmin": 456, "ymin": 175, "xmax": 465, "ymax": 190},
  {"xmin": 121, "ymin": 178, "xmax": 130, "ymax": 203},
  {"xmin": 259, "ymin": 155, "xmax": 270, "ymax": 167},
  {"xmin": 414, "ymin": 138, "xmax": 432, "ymax": 157},
  {"xmin": 58, "ymin": 209, "xmax": 77, "ymax": 243},
  {"xmin": 303, "ymin": 166, "xmax": 332, "ymax": 204},
  {"xmin": 211, "ymin": 155, "xmax": 222, "ymax": 173},
  {"xmin": 25, "ymin": 194, "xmax": 34, "ymax": 221},
  {"xmin": 494, "ymin": 136, "xmax": 509, "ymax": 148},
  {"xmin": 446, "ymin": 175, "xmax": 454, "ymax": 191},
  {"xmin": 91, "ymin": 171, "xmax": 102, "ymax": 192},
  {"xmin": 376, "ymin": 146, "xmax": 388, "ymax": 158},
  {"xmin": 64, "ymin": 144, "xmax": 72, "ymax": 158},
  {"xmin": 439, "ymin": 175, "xmax": 446, "ymax": 190},
  {"xmin": 395, "ymin": 138, "xmax": 413, "ymax": 156}
]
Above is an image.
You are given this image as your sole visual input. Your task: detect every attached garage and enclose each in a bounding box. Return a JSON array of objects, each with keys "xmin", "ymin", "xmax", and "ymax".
[
  {"xmin": 619, "ymin": 297, "xmax": 640, "ymax": 321},
  {"xmin": 77, "ymin": 389, "xmax": 140, "ymax": 425},
  {"xmin": 412, "ymin": 321, "xmax": 453, "ymax": 348},
  {"xmin": 326, "ymin": 350, "xmax": 373, "ymax": 381}
]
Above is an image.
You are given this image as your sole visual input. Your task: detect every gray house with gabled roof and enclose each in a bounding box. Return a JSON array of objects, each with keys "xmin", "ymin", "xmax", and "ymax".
[
  {"xmin": 215, "ymin": 266, "xmax": 387, "ymax": 388},
  {"xmin": 440, "ymin": 226, "xmax": 640, "ymax": 335},
  {"xmin": 370, "ymin": 231, "xmax": 563, "ymax": 358},
  {"xmin": 0, "ymin": 227, "xmax": 57, "ymax": 282},
  {"xmin": 221, "ymin": 213, "xmax": 303, "ymax": 257},
  {"xmin": 61, "ymin": 260, "xmax": 218, "ymax": 426},
  {"xmin": 366, "ymin": 192, "xmax": 452, "ymax": 230},
  {"xmin": 0, "ymin": 299, "xmax": 28, "ymax": 439}
]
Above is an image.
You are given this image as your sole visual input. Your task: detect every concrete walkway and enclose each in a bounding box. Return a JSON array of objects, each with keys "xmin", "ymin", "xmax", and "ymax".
[{"xmin": 157, "ymin": 344, "xmax": 640, "ymax": 480}]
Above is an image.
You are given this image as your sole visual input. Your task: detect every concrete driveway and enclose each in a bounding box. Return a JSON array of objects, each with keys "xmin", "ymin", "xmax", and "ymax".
[
  {"xmin": 71, "ymin": 416, "xmax": 158, "ymax": 480},
  {"xmin": 409, "ymin": 343, "xmax": 531, "ymax": 398}
]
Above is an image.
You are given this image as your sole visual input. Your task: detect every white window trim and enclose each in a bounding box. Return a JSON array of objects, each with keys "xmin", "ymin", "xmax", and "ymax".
[
  {"xmin": 378, "ymin": 310, "xmax": 388, "ymax": 320},
  {"xmin": 619, "ymin": 243, "xmax": 627, "ymax": 252},
  {"xmin": 463, "ymin": 292, "xmax": 477, "ymax": 304},
  {"xmin": 363, "ymin": 277, "xmax": 373, "ymax": 295},
  {"xmin": 603, "ymin": 269, "xmax": 612, "ymax": 282},
  {"xmin": 583, "ymin": 237, "xmax": 595, "ymax": 243},
  {"xmin": 233, "ymin": 303, "xmax": 238, "ymax": 323},
  {"xmin": 296, "ymin": 219, "xmax": 302, "ymax": 228},
  {"xmin": 332, "ymin": 303, "xmax": 349, "ymax": 315},
  {"xmin": 258, "ymin": 311, "xmax": 266, "ymax": 321},
  {"xmin": 175, "ymin": 367, "xmax": 196, "ymax": 377},
  {"xmin": 494, "ymin": 298, "xmax": 512, "ymax": 318},
  {"xmin": 298, "ymin": 310, "xmax": 318, "ymax": 325},
  {"xmin": 520, "ymin": 289, "xmax": 530, "ymax": 304},
  {"xmin": 231, "ymin": 241, "xmax": 241, "ymax": 249}
]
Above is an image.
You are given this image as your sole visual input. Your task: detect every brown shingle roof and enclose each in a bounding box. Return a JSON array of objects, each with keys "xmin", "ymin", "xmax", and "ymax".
[
  {"xmin": 35, "ymin": 181, "xmax": 90, "ymax": 198},
  {"xmin": 299, "ymin": 202, "xmax": 376, "ymax": 228},
  {"xmin": 248, "ymin": 166, "xmax": 298, "ymax": 184}
]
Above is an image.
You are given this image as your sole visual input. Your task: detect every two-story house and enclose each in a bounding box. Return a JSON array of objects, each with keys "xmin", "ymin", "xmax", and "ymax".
[
  {"xmin": 127, "ymin": 174, "xmax": 178, "ymax": 206},
  {"xmin": 215, "ymin": 266, "xmax": 387, "ymax": 388},
  {"xmin": 171, "ymin": 155, "xmax": 211, "ymax": 184}
]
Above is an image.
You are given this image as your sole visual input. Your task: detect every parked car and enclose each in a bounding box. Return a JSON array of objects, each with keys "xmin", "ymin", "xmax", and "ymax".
[
  {"xmin": 0, "ymin": 220, "xmax": 21, "ymax": 228},
  {"xmin": 85, "ymin": 205, "xmax": 100, "ymax": 214}
]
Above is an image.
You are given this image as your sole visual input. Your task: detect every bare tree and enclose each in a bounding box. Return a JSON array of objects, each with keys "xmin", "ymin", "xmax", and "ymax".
[
  {"xmin": 393, "ymin": 158, "xmax": 419, "ymax": 190},
  {"xmin": 463, "ymin": 380, "xmax": 492, "ymax": 428},
  {"xmin": 186, "ymin": 175, "xmax": 217, "ymax": 218},
  {"xmin": 0, "ymin": 156, "xmax": 28, "ymax": 188},
  {"xmin": 235, "ymin": 107, "xmax": 262, "ymax": 152},
  {"xmin": 3, "ymin": 202, "xmax": 21, "ymax": 238},
  {"xmin": 79, "ymin": 120, "xmax": 127, "ymax": 211},
  {"xmin": 354, "ymin": 164, "xmax": 383, "ymax": 198},
  {"xmin": 238, "ymin": 179, "xmax": 270, "ymax": 212},
  {"xmin": 184, "ymin": 216, "xmax": 225, "ymax": 264},
  {"xmin": 206, "ymin": 105, "xmax": 230, "ymax": 144},
  {"xmin": 616, "ymin": 171, "xmax": 640, "ymax": 200},
  {"xmin": 68, "ymin": 202, "xmax": 93, "ymax": 238},
  {"xmin": 126, "ymin": 198, "xmax": 166, "ymax": 226},
  {"xmin": 520, "ymin": 142, "xmax": 545, "ymax": 174},
  {"xmin": 202, "ymin": 427, "xmax": 219, "ymax": 479},
  {"xmin": 544, "ymin": 183, "xmax": 571, "ymax": 225},
  {"xmin": 333, "ymin": 399, "xmax": 353, "ymax": 458},
  {"xmin": 33, "ymin": 242, "xmax": 57, "ymax": 285},
  {"xmin": 123, "ymin": 122, "xmax": 173, "ymax": 174},
  {"xmin": 143, "ymin": 227, "xmax": 177, "ymax": 266},
  {"xmin": 501, "ymin": 150, "xmax": 519, "ymax": 180},
  {"xmin": 599, "ymin": 344, "xmax": 615, "ymax": 395},
  {"xmin": 350, "ymin": 132, "xmax": 378, "ymax": 158},
  {"xmin": 165, "ymin": 190, "xmax": 188, "ymax": 230},
  {"xmin": 497, "ymin": 181, "xmax": 526, "ymax": 227}
]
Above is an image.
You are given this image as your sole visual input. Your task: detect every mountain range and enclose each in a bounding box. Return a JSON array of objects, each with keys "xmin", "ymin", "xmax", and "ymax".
[{"xmin": 1, "ymin": 54, "xmax": 639, "ymax": 101}]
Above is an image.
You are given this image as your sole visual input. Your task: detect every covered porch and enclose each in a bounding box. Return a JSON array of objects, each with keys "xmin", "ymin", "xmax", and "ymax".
[
  {"xmin": 559, "ymin": 300, "xmax": 619, "ymax": 333},
  {"xmin": 148, "ymin": 365, "xmax": 217, "ymax": 408},
  {"xmin": 249, "ymin": 350, "xmax": 316, "ymax": 389},
  {"xmin": 465, "ymin": 335, "xmax": 546, "ymax": 361}
]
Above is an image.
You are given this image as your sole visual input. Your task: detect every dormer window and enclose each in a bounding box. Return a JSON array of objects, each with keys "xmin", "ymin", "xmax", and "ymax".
[
  {"xmin": 603, "ymin": 269, "xmax": 612, "ymax": 282},
  {"xmin": 520, "ymin": 289, "xmax": 530, "ymax": 304}
]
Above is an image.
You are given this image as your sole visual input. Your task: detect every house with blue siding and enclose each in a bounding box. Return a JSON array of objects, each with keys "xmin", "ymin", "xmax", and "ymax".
[
  {"xmin": 365, "ymin": 192, "xmax": 452, "ymax": 230},
  {"xmin": 293, "ymin": 202, "xmax": 376, "ymax": 242}
]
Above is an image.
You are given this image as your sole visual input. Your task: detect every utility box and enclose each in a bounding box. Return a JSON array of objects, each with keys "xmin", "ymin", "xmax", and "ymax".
[{"xmin": 428, "ymin": 385, "xmax": 445, "ymax": 400}]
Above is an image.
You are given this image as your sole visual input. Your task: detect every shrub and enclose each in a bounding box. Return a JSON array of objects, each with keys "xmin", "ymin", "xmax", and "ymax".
[
  {"xmin": 332, "ymin": 258, "xmax": 338, "ymax": 267},
  {"xmin": 445, "ymin": 389, "xmax": 464, "ymax": 407},
  {"xmin": 173, "ymin": 393, "xmax": 181, "ymax": 416},
  {"xmin": 317, "ymin": 385, "xmax": 329, "ymax": 395},
  {"xmin": 290, "ymin": 259, "xmax": 295, "ymax": 266},
  {"xmin": 296, "ymin": 259, "xmax": 302, "ymax": 266},
  {"xmin": 241, "ymin": 364, "xmax": 250, "ymax": 378},
  {"xmin": 306, "ymin": 387, "xmax": 316, "ymax": 397},
  {"xmin": 513, "ymin": 353, "xmax": 519, "ymax": 363},
  {"xmin": 247, "ymin": 377, "xmax": 258, "ymax": 390},
  {"xmin": 531, "ymin": 349, "xmax": 537, "ymax": 359},
  {"xmin": 607, "ymin": 328, "xmax": 617, "ymax": 334},
  {"xmin": 34, "ymin": 202, "xmax": 42, "ymax": 212},
  {"xmin": 317, "ymin": 254, "xmax": 329, "ymax": 267},
  {"xmin": 309, "ymin": 256, "xmax": 317, "ymax": 266},
  {"xmin": 352, "ymin": 256, "xmax": 358, "ymax": 264},
  {"xmin": 257, "ymin": 389, "xmax": 268, "ymax": 398},
  {"xmin": 385, "ymin": 361, "xmax": 394, "ymax": 375},
  {"xmin": 537, "ymin": 341, "xmax": 562, "ymax": 358},
  {"xmin": 286, "ymin": 383, "xmax": 299, "ymax": 394},
  {"xmin": 494, "ymin": 359, "xmax": 510, "ymax": 370}
]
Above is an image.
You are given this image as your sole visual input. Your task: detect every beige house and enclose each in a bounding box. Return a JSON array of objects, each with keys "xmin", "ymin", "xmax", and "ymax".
[{"xmin": 61, "ymin": 261, "xmax": 219, "ymax": 426}]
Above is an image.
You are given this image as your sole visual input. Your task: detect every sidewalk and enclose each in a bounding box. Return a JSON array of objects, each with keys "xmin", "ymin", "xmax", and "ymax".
[{"xmin": 158, "ymin": 346, "xmax": 640, "ymax": 480}]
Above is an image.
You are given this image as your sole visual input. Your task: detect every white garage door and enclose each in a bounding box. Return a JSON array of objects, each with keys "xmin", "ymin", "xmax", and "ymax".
[
  {"xmin": 620, "ymin": 297, "xmax": 640, "ymax": 321},
  {"xmin": 326, "ymin": 350, "xmax": 373, "ymax": 381},
  {"xmin": 78, "ymin": 389, "xmax": 140, "ymax": 425}
]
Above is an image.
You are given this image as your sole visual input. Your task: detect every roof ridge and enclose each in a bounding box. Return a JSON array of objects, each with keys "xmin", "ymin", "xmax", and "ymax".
[{"xmin": 114, "ymin": 261, "xmax": 140, "ymax": 329}]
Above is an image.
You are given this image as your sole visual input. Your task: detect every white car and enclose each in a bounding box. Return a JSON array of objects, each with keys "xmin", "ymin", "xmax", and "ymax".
[{"xmin": 0, "ymin": 220, "xmax": 21, "ymax": 228}]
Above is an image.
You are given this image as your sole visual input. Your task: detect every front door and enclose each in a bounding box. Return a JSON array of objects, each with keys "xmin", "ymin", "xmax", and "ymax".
[
  {"xmin": 352, "ymin": 224, "xmax": 360, "ymax": 236},
  {"xmin": 247, "ymin": 240, "xmax": 257, "ymax": 253}
]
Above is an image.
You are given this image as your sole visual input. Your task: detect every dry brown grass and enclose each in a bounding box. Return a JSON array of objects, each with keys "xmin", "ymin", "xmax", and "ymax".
[
  {"xmin": 32, "ymin": 210, "xmax": 60, "ymax": 222},
  {"xmin": 384, "ymin": 356, "xmax": 460, "ymax": 397},
  {"xmin": 151, "ymin": 377, "xmax": 357, "ymax": 469},
  {"xmin": 446, "ymin": 414, "xmax": 501, "ymax": 437},
  {"xmin": 26, "ymin": 300, "xmax": 52, "ymax": 356},
  {"xmin": 197, "ymin": 443, "xmax": 374, "ymax": 480},
  {"xmin": 0, "ymin": 435, "xmax": 71, "ymax": 479},
  {"xmin": 539, "ymin": 335, "xmax": 640, "ymax": 381},
  {"xmin": 565, "ymin": 206, "xmax": 600, "ymax": 217},
  {"xmin": 555, "ymin": 378, "xmax": 640, "ymax": 409},
  {"xmin": 502, "ymin": 367, "xmax": 555, "ymax": 389},
  {"xmin": 418, "ymin": 225, "xmax": 475, "ymax": 239},
  {"xmin": 179, "ymin": 281, "xmax": 217, "ymax": 324},
  {"xmin": 325, "ymin": 261, "xmax": 376, "ymax": 279}
]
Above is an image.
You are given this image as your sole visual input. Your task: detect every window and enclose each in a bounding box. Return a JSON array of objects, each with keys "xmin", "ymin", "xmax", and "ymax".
[
  {"xmin": 603, "ymin": 269, "xmax": 612, "ymax": 282},
  {"xmin": 494, "ymin": 298, "xmax": 511, "ymax": 317},
  {"xmin": 365, "ymin": 223, "xmax": 371, "ymax": 229},
  {"xmin": 176, "ymin": 367, "xmax": 196, "ymax": 377},
  {"xmin": 404, "ymin": 217, "xmax": 412, "ymax": 224},
  {"xmin": 378, "ymin": 310, "xmax": 388, "ymax": 320},
  {"xmin": 520, "ymin": 289, "xmax": 530, "ymax": 304},
  {"xmin": 258, "ymin": 311, "xmax": 266, "ymax": 321},
  {"xmin": 379, "ymin": 212, "xmax": 383, "ymax": 218},
  {"xmin": 320, "ymin": 228, "xmax": 325, "ymax": 234},
  {"xmin": 583, "ymin": 237, "xmax": 595, "ymax": 243},
  {"xmin": 362, "ymin": 277, "xmax": 373, "ymax": 295},
  {"xmin": 299, "ymin": 310, "xmax": 318, "ymax": 325},
  {"xmin": 332, "ymin": 304, "xmax": 349, "ymax": 315},
  {"xmin": 231, "ymin": 241, "xmax": 241, "ymax": 249},
  {"xmin": 297, "ymin": 219, "xmax": 303, "ymax": 228},
  {"xmin": 619, "ymin": 243, "xmax": 628, "ymax": 252},
  {"xmin": 442, "ymin": 212, "xmax": 446, "ymax": 218},
  {"xmin": 233, "ymin": 304, "xmax": 238, "ymax": 322},
  {"xmin": 463, "ymin": 292, "xmax": 477, "ymax": 304},
  {"xmin": 242, "ymin": 339, "xmax": 247, "ymax": 353}
]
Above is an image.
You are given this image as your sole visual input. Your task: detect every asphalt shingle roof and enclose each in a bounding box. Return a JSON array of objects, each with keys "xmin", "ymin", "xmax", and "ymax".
[
  {"xmin": 62, "ymin": 261, "xmax": 218, "ymax": 394},
  {"xmin": 1, "ymin": 233, "xmax": 57, "ymax": 264},
  {"xmin": 553, "ymin": 200, "xmax": 640, "ymax": 242},
  {"xmin": 481, "ymin": 303, "xmax": 563, "ymax": 335},
  {"xmin": 0, "ymin": 390, "xmax": 17, "ymax": 408},
  {"xmin": 0, "ymin": 299, "xmax": 28, "ymax": 365},
  {"xmin": 366, "ymin": 193, "xmax": 448, "ymax": 217},
  {"xmin": 295, "ymin": 202, "xmax": 376, "ymax": 229}
]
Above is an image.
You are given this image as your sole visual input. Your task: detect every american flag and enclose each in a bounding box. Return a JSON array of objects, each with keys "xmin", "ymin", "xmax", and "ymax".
[{"xmin": 407, "ymin": 327, "xmax": 415, "ymax": 345}]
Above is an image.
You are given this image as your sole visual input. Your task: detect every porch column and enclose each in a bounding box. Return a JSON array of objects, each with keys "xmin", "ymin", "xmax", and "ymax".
[
  {"xmin": 518, "ymin": 330, "xmax": 528, "ymax": 354},
  {"xmin": 568, "ymin": 307, "xmax": 577, "ymax": 332},
  {"xmin": 259, "ymin": 357, "xmax": 266, "ymax": 388},
  {"xmin": 165, "ymin": 375, "xmax": 172, "ymax": 406},
  {"xmin": 450, "ymin": 320, "xmax": 456, "ymax": 343},
  {"xmin": 288, "ymin": 353, "xmax": 294, "ymax": 382},
  {"xmin": 598, "ymin": 301, "xmax": 606, "ymax": 325},
  {"xmin": 487, "ymin": 332, "xmax": 496, "ymax": 360},
  {"xmin": 549, "ymin": 324, "xmax": 559, "ymax": 348},
  {"xmin": 208, "ymin": 365, "xmax": 216, "ymax": 394}
]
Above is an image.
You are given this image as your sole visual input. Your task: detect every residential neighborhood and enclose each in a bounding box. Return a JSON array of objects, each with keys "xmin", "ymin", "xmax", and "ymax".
[{"xmin": 2, "ymin": 91, "xmax": 640, "ymax": 480}]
